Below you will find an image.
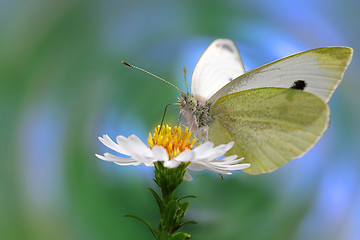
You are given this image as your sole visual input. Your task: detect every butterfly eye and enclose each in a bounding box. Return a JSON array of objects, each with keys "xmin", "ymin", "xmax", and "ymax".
[{"xmin": 189, "ymin": 98, "xmax": 197, "ymax": 107}]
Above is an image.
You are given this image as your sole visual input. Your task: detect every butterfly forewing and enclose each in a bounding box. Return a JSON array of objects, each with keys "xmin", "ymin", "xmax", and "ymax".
[
  {"xmin": 209, "ymin": 47, "xmax": 353, "ymax": 104},
  {"xmin": 208, "ymin": 88, "xmax": 330, "ymax": 174},
  {"xmin": 191, "ymin": 39, "xmax": 245, "ymax": 102}
]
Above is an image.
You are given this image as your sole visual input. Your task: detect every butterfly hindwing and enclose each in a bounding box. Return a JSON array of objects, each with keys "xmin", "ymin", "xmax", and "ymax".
[
  {"xmin": 209, "ymin": 47, "xmax": 353, "ymax": 104},
  {"xmin": 208, "ymin": 88, "xmax": 330, "ymax": 174}
]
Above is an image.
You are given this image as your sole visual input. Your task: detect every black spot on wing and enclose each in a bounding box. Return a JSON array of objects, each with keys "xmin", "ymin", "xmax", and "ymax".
[
  {"xmin": 290, "ymin": 80, "xmax": 307, "ymax": 90},
  {"xmin": 216, "ymin": 43, "xmax": 234, "ymax": 53}
]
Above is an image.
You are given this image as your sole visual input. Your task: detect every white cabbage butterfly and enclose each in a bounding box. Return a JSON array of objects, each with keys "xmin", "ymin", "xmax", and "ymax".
[{"xmin": 178, "ymin": 39, "xmax": 353, "ymax": 174}]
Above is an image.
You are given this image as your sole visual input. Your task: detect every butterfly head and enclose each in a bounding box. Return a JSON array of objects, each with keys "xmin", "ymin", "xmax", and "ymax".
[{"xmin": 180, "ymin": 93, "xmax": 196, "ymax": 107}]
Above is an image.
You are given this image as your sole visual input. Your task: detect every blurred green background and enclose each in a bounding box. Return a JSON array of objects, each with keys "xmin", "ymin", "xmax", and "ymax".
[{"xmin": 1, "ymin": 0, "xmax": 359, "ymax": 239}]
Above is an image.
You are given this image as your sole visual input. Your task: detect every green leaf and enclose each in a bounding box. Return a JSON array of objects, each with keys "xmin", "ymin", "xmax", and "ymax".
[
  {"xmin": 171, "ymin": 232, "xmax": 192, "ymax": 240},
  {"xmin": 125, "ymin": 215, "xmax": 158, "ymax": 239},
  {"xmin": 181, "ymin": 221, "xmax": 197, "ymax": 227},
  {"xmin": 163, "ymin": 200, "xmax": 178, "ymax": 227},
  {"xmin": 179, "ymin": 201, "xmax": 190, "ymax": 214},
  {"xmin": 148, "ymin": 187, "xmax": 164, "ymax": 214},
  {"xmin": 177, "ymin": 195, "xmax": 197, "ymax": 201}
]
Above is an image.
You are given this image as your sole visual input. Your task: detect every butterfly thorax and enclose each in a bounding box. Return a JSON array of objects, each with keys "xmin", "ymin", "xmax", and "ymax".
[{"xmin": 178, "ymin": 93, "xmax": 212, "ymax": 139}]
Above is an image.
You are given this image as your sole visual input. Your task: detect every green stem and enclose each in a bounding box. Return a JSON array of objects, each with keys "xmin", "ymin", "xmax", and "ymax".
[
  {"xmin": 125, "ymin": 162, "xmax": 194, "ymax": 239},
  {"xmin": 152, "ymin": 162, "xmax": 193, "ymax": 240}
]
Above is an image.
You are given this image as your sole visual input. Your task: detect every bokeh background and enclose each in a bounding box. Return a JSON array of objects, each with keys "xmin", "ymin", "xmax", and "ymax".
[{"xmin": 1, "ymin": 0, "xmax": 359, "ymax": 239}]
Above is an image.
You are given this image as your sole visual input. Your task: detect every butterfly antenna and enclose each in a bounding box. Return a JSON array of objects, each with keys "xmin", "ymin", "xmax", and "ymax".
[
  {"xmin": 159, "ymin": 103, "xmax": 180, "ymax": 133},
  {"xmin": 183, "ymin": 67, "xmax": 189, "ymax": 94},
  {"xmin": 122, "ymin": 61, "xmax": 184, "ymax": 95}
]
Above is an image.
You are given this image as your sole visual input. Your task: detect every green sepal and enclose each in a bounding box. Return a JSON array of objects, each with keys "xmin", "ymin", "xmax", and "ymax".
[
  {"xmin": 125, "ymin": 214, "xmax": 158, "ymax": 239},
  {"xmin": 171, "ymin": 232, "xmax": 192, "ymax": 240},
  {"xmin": 148, "ymin": 187, "xmax": 164, "ymax": 214},
  {"xmin": 154, "ymin": 162, "xmax": 187, "ymax": 198}
]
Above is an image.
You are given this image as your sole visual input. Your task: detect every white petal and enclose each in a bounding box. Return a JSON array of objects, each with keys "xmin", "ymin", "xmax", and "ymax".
[
  {"xmin": 198, "ymin": 142, "xmax": 235, "ymax": 161},
  {"xmin": 115, "ymin": 135, "xmax": 132, "ymax": 154},
  {"xmin": 201, "ymin": 160, "xmax": 250, "ymax": 173},
  {"xmin": 191, "ymin": 141, "xmax": 234, "ymax": 162},
  {"xmin": 196, "ymin": 163, "xmax": 232, "ymax": 174},
  {"xmin": 95, "ymin": 153, "xmax": 113, "ymax": 161},
  {"xmin": 104, "ymin": 153, "xmax": 140, "ymax": 165},
  {"xmin": 187, "ymin": 163, "xmax": 206, "ymax": 171},
  {"xmin": 152, "ymin": 145, "xmax": 169, "ymax": 162},
  {"xmin": 126, "ymin": 135, "xmax": 154, "ymax": 164},
  {"xmin": 192, "ymin": 141, "xmax": 214, "ymax": 160},
  {"xmin": 96, "ymin": 153, "xmax": 141, "ymax": 166},
  {"xmin": 99, "ymin": 135, "xmax": 130, "ymax": 155},
  {"xmin": 213, "ymin": 155, "xmax": 239, "ymax": 165},
  {"xmin": 174, "ymin": 149, "xmax": 195, "ymax": 162},
  {"xmin": 163, "ymin": 160, "xmax": 181, "ymax": 168},
  {"xmin": 220, "ymin": 141, "xmax": 234, "ymax": 150},
  {"xmin": 114, "ymin": 161, "xmax": 142, "ymax": 166},
  {"xmin": 211, "ymin": 142, "xmax": 234, "ymax": 158},
  {"xmin": 183, "ymin": 170, "xmax": 193, "ymax": 181},
  {"xmin": 128, "ymin": 135, "xmax": 153, "ymax": 157},
  {"xmin": 220, "ymin": 163, "xmax": 251, "ymax": 170},
  {"xmin": 187, "ymin": 151, "xmax": 250, "ymax": 175}
]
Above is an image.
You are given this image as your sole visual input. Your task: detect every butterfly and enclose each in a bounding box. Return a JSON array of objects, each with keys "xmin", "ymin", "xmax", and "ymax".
[{"xmin": 178, "ymin": 39, "xmax": 353, "ymax": 175}]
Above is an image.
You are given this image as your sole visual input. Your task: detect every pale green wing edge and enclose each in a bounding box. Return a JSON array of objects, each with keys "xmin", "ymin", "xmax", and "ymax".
[
  {"xmin": 208, "ymin": 88, "xmax": 330, "ymax": 175},
  {"xmin": 209, "ymin": 47, "xmax": 353, "ymax": 104}
]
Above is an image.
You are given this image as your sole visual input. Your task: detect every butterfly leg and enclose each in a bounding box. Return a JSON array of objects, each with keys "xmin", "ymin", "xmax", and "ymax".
[
  {"xmin": 178, "ymin": 121, "xmax": 188, "ymax": 128},
  {"xmin": 177, "ymin": 110, "xmax": 182, "ymax": 127}
]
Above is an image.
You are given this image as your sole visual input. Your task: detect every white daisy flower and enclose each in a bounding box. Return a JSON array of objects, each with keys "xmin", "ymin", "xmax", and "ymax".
[{"xmin": 96, "ymin": 125, "xmax": 250, "ymax": 181}]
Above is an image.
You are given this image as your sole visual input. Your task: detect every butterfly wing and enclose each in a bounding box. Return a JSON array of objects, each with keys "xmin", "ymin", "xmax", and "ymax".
[
  {"xmin": 208, "ymin": 88, "xmax": 329, "ymax": 174},
  {"xmin": 191, "ymin": 39, "xmax": 245, "ymax": 102},
  {"xmin": 209, "ymin": 47, "xmax": 353, "ymax": 104}
]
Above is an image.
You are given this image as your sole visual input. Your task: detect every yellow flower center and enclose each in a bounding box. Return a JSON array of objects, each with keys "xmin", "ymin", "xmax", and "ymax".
[{"xmin": 148, "ymin": 125, "xmax": 197, "ymax": 159}]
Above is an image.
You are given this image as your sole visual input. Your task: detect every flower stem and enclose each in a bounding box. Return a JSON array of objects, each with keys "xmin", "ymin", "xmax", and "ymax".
[{"xmin": 152, "ymin": 162, "xmax": 194, "ymax": 240}]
